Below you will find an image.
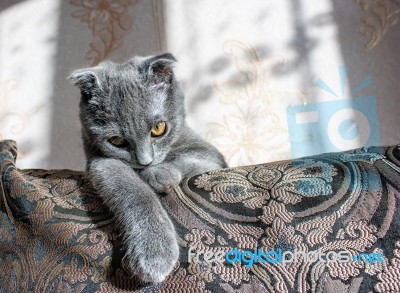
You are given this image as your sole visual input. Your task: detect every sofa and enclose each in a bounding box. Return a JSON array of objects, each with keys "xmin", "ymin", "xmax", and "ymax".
[{"xmin": 1, "ymin": 140, "xmax": 399, "ymax": 292}]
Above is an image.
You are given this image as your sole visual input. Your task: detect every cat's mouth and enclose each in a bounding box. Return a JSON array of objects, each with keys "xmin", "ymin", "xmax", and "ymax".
[{"xmin": 130, "ymin": 163, "xmax": 150, "ymax": 170}]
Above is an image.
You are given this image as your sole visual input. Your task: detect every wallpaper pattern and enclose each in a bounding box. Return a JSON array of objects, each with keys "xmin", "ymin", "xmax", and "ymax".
[
  {"xmin": 70, "ymin": 0, "xmax": 139, "ymax": 65},
  {"xmin": 356, "ymin": 0, "xmax": 400, "ymax": 49},
  {"xmin": 0, "ymin": 0, "xmax": 399, "ymax": 169}
]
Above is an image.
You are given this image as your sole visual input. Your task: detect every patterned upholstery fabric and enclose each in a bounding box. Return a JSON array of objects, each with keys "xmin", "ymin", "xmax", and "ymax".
[{"xmin": 1, "ymin": 140, "xmax": 400, "ymax": 293}]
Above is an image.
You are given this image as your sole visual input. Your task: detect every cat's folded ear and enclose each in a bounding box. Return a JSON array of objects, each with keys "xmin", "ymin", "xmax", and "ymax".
[
  {"xmin": 147, "ymin": 53, "xmax": 177, "ymax": 85},
  {"xmin": 68, "ymin": 69, "xmax": 102, "ymax": 101}
]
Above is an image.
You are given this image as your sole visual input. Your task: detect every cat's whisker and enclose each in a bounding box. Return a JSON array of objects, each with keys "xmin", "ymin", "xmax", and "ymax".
[
  {"xmin": 72, "ymin": 160, "xmax": 87, "ymax": 171},
  {"xmin": 87, "ymin": 136, "xmax": 101, "ymax": 154}
]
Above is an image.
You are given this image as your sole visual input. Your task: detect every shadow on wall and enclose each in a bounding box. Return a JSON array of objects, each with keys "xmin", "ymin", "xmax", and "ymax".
[
  {"xmin": 177, "ymin": 0, "xmax": 322, "ymax": 165},
  {"xmin": 0, "ymin": 0, "xmax": 27, "ymax": 95},
  {"xmin": 46, "ymin": 0, "xmax": 368, "ymax": 167},
  {"xmin": 5, "ymin": 0, "xmax": 394, "ymax": 169},
  {"xmin": 0, "ymin": 0, "xmax": 25, "ymax": 11},
  {"xmin": 47, "ymin": 0, "xmax": 166, "ymax": 170},
  {"xmin": 330, "ymin": 0, "xmax": 400, "ymax": 147}
]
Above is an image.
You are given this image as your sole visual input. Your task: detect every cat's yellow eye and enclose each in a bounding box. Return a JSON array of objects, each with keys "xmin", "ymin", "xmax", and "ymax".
[
  {"xmin": 151, "ymin": 121, "xmax": 166, "ymax": 137},
  {"xmin": 109, "ymin": 136, "xmax": 128, "ymax": 147}
]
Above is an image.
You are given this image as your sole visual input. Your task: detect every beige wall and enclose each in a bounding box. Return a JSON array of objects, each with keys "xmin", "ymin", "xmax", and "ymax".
[{"xmin": 0, "ymin": 0, "xmax": 399, "ymax": 169}]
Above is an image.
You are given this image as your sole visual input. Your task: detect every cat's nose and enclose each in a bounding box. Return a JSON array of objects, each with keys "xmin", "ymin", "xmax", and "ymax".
[
  {"xmin": 135, "ymin": 145, "xmax": 154, "ymax": 166},
  {"xmin": 136, "ymin": 153, "xmax": 153, "ymax": 166}
]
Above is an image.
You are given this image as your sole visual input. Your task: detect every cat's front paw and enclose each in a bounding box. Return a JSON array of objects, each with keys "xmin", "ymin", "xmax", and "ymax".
[
  {"xmin": 125, "ymin": 218, "xmax": 179, "ymax": 283},
  {"xmin": 140, "ymin": 164, "xmax": 182, "ymax": 193}
]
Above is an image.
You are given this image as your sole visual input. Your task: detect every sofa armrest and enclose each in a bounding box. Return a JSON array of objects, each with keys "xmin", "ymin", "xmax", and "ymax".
[{"xmin": 1, "ymin": 140, "xmax": 400, "ymax": 292}]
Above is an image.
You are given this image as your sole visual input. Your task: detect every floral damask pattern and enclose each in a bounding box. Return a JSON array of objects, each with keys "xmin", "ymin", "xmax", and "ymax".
[
  {"xmin": 70, "ymin": 0, "xmax": 138, "ymax": 65},
  {"xmin": 194, "ymin": 158, "xmax": 336, "ymax": 210},
  {"xmin": 374, "ymin": 241, "xmax": 400, "ymax": 291},
  {"xmin": 1, "ymin": 140, "xmax": 400, "ymax": 292},
  {"xmin": 176, "ymin": 146, "xmax": 400, "ymax": 292},
  {"xmin": 0, "ymin": 81, "xmax": 29, "ymax": 141},
  {"xmin": 206, "ymin": 41, "xmax": 304, "ymax": 167},
  {"xmin": 0, "ymin": 81, "xmax": 43, "ymax": 163},
  {"xmin": 356, "ymin": 0, "xmax": 400, "ymax": 49}
]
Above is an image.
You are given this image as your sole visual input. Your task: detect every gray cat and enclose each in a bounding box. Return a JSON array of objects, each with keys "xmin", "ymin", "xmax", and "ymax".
[{"xmin": 69, "ymin": 53, "xmax": 227, "ymax": 283}]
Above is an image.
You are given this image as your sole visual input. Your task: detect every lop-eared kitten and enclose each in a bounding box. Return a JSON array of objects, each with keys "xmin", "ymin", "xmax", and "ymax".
[{"xmin": 69, "ymin": 53, "xmax": 227, "ymax": 282}]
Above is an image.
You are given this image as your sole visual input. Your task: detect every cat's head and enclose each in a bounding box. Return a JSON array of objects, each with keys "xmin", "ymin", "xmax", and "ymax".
[{"xmin": 69, "ymin": 53, "xmax": 185, "ymax": 168}]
